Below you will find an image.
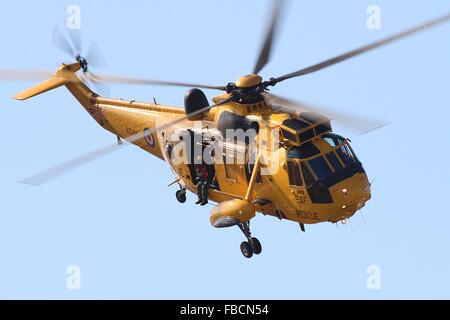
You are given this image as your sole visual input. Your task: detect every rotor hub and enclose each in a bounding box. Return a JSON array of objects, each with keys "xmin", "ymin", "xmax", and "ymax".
[
  {"xmin": 76, "ymin": 55, "xmax": 89, "ymax": 73},
  {"xmin": 235, "ymin": 74, "xmax": 263, "ymax": 89},
  {"xmin": 224, "ymin": 74, "xmax": 267, "ymax": 104}
]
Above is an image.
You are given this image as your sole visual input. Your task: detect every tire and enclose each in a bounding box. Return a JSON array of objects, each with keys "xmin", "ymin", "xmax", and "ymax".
[
  {"xmin": 250, "ymin": 237, "xmax": 262, "ymax": 255},
  {"xmin": 240, "ymin": 241, "xmax": 253, "ymax": 258},
  {"xmin": 176, "ymin": 190, "xmax": 186, "ymax": 203}
]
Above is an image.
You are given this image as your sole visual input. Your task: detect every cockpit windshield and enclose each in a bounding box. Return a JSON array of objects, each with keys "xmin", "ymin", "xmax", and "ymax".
[
  {"xmin": 287, "ymin": 134, "xmax": 361, "ymax": 186},
  {"xmin": 286, "ymin": 134, "xmax": 364, "ymax": 204}
]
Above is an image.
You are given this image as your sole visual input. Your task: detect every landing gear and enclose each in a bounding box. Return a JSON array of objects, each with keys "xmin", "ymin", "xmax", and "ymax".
[
  {"xmin": 250, "ymin": 237, "xmax": 262, "ymax": 255},
  {"xmin": 240, "ymin": 241, "xmax": 253, "ymax": 258},
  {"xmin": 175, "ymin": 189, "xmax": 186, "ymax": 203},
  {"xmin": 238, "ymin": 222, "xmax": 262, "ymax": 258}
]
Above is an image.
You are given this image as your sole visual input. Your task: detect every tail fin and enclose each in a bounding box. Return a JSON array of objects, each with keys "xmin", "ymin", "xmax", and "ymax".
[{"xmin": 13, "ymin": 62, "xmax": 86, "ymax": 100}]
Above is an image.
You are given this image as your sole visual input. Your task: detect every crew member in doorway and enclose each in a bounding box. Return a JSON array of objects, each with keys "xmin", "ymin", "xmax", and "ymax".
[{"xmin": 195, "ymin": 163, "xmax": 214, "ymax": 206}]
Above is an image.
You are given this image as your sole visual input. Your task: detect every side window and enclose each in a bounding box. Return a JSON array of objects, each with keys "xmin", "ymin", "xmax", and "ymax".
[
  {"xmin": 287, "ymin": 161, "xmax": 302, "ymax": 187},
  {"xmin": 301, "ymin": 162, "xmax": 315, "ymax": 187}
]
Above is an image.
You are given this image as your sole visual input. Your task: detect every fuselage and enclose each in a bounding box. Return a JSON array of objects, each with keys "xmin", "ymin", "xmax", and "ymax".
[{"xmin": 74, "ymin": 88, "xmax": 370, "ymax": 225}]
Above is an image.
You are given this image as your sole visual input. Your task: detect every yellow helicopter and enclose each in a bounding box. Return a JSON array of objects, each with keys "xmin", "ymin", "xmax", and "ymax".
[{"xmin": 2, "ymin": 1, "xmax": 450, "ymax": 258}]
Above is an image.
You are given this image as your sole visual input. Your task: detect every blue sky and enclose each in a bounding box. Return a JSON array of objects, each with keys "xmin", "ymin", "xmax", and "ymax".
[{"xmin": 0, "ymin": 0, "xmax": 450, "ymax": 299}]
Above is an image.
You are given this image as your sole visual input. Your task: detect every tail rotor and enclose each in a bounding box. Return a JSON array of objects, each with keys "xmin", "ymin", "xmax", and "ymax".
[{"xmin": 52, "ymin": 25, "xmax": 110, "ymax": 96}]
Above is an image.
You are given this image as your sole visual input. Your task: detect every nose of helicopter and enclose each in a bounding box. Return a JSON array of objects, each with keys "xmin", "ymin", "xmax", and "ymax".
[{"xmin": 329, "ymin": 173, "xmax": 371, "ymax": 221}]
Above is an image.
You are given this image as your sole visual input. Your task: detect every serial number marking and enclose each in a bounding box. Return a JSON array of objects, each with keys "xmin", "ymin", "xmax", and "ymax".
[{"xmin": 126, "ymin": 127, "xmax": 138, "ymax": 135}]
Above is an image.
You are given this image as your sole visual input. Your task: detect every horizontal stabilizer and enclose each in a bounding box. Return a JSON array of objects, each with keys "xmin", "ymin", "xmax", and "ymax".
[{"xmin": 14, "ymin": 76, "xmax": 68, "ymax": 100}]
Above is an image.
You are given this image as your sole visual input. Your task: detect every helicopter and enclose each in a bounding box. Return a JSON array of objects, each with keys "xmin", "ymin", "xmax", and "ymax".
[{"xmin": 2, "ymin": 1, "xmax": 450, "ymax": 258}]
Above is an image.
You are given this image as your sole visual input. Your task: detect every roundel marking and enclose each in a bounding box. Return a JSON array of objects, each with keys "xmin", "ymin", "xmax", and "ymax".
[{"xmin": 144, "ymin": 128, "xmax": 155, "ymax": 147}]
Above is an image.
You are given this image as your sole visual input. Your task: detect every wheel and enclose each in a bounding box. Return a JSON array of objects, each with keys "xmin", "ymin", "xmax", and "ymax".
[
  {"xmin": 176, "ymin": 190, "xmax": 186, "ymax": 203},
  {"xmin": 250, "ymin": 237, "xmax": 262, "ymax": 255},
  {"xmin": 240, "ymin": 241, "xmax": 253, "ymax": 258}
]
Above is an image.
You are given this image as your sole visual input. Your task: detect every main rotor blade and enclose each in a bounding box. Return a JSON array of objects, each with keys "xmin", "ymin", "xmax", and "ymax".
[
  {"xmin": 0, "ymin": 69, "xmax": 53, "ymax": 81},
  {"xmin": 20, "ymin": 97, "xmax": 234, "ymax": 185},
  {"xmin": 275, "ymin": 12, "xmax": 450, "ymax": 82},
  {"xmin": 53, "ymin": 26, "xmax": 75, "ymax": 57},
  {"xmin": 90, "ymin": 73, "xmax": 226, "ymax": 91},
  {"xmin": 253, "ymin": 0, "xmax": 286, "ymax": 74},
  {"xmin": 264, "ymin": 93, "xmax": 389, "ymax": 135},
  {"xmin": 20, "ymin": 142, "xmax": 126, "ymax": 186}
]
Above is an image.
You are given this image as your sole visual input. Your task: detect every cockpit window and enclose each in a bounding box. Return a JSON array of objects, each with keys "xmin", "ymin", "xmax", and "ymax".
[
  {"xmin": 282, "ymin": 129, "xmax": 297, "ymax": 143},
  {"xmin": 323, "ymin": 133, "xmax": 345, "ymax": 147},
  {"xmin": 325, "ymin": 151, "xmax": 343, "ymax": 171},
  {"xmin": 323, "ymin": 133, "xmax": 358, "ymax": 167},
  {"xmin": 287, "ymin": 142, "xmax": 320, "ymax": 159},
  {"xmin": 307, "ymin": 156, "xmax": 333, "ymax": 181},
  {"xmin": 288, "ymin": 142, "xmax": 336, "ymax": 184},
  {"xmin": 301, "ymin": 163, "xmax": 315, "ymax": 187},
  {"xmin": 301, "ymin": 161, "xmax": 334, "ymax": 204},
  {"xmin": 324, "ymin": 136, "xmax": 337, "ymax": 147},
  {"xmin": 336, "ymin": 144, "xmax": 356, "ymax": 166},
  {"xmin": 287, "ymin": 161, "xmax": 302, "ymax": 187}
]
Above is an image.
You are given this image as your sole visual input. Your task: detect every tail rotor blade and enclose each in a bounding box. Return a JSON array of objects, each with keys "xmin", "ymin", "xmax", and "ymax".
[
  {"xmin": 92, "ymin": 81, "xmax": 111, "ymax": 97},
  {"xmin": 86, "ymin": 73, "xmax": 111, "ymax": 97},
  {"xmin": 52, "ymin": 26, "xmax": 75, "ymax": 57},
  {"xmin": 67, "ymin": 28, "xmax": 82, "ymax": 55},
  {"xmin": 86, "ymin": 41, "xmax": 107, "ymax": 68}
]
